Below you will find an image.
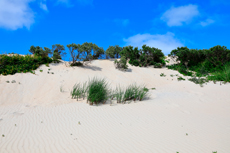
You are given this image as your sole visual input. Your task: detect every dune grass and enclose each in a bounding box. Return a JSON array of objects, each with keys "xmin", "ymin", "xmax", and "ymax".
[
  {"xmin": 70, "ymin": 77, "xmax": 150, "ymax": 105},
  {"xmin": 86, "ymin": 77, "xmax": 110, "ymax": 105}
]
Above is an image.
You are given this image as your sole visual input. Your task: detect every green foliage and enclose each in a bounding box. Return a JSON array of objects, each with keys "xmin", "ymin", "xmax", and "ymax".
[
  {"xmin": 130, "ymin": 59, "xmax": 139, "ymax": 66},
  {"xmin": 166, "ymin": 45, "xmax": 230, "ymax": 85},
  {"xmin": 178, "ymin": 65, "xmax": 193, "ymax": 76},
  {"xmin": 52, "ymin": 44, "xmax": 66, "ymax": 63},
  {"xmin": 204, "ymin": 45, "xmax": 230, "ymax": 67},
  {"xmin": 177, "ymin": 76, "xmax": 185, "ymax": 81},
  {"xmin": 154, "ymin": 63, "xmax": 162, "ymax": 68},
  {"xmin": 160, "ymin": 73, "xmax": 166, "ymax": 77},
  {"xmin": 206, "ymin": 61, "xmax": 230, "ymax": 83},
  {"xmin": 150, "ymin": 61, "xmax": 156, "ymax": 66},
  {"xmin": 188, "ymin": 77, "xmax": 208, "ymax": 87},
  {"xmin": 70, "ymin": 77, "xmax": 150, "ymax": 105},
  {"xmin": 67, "ymin": 43, "xmax": 82, "ymax": 65},
  {"xmin": 79, "ymin": 42, "xmax": 105, "ymax": 61},
  {"xmin": 105, "ymin": 45, "xmax": 122, "ymax": 58},
  {"xmin": 70, "ymin": 61, "xmax": 83, "ymax": 67},
  {"xmin": 0, "ymin": 54, "xmax": 53, "ymax": 76},
  {"xmin": 87, "ymin": 77, "xmax": 110, "ymax": 105},
  {"xmin": 119, "ymin": 45, "xmax": 165, "ymax": 68},
  {"xmin": 114, "ymin": 56, "xmax": 129, "ymax": 71},
  {"xmin": 29, "ymin": 45, "xmax": 52, "ymax": 58}
]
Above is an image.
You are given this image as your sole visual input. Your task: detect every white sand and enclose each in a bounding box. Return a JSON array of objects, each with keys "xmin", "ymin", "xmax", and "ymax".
[{"xmin": 0, "ymin": 55, "xmax": 230, "ymax": 153}]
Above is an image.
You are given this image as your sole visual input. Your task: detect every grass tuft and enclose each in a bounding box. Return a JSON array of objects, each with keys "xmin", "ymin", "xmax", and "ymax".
[{"xmin": 70, "ymin": 77, "xmax": 151, "ymax": 105}]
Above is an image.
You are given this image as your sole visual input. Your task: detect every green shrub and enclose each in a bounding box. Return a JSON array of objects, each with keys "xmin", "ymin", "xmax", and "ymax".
[
  {"xmin": 150, "ymin": 61, "xmax": 156, "ymax": 66},
  {"xmin": 70, "ymin": 61, "xmax": 83, "ymax": 67},
  {"xmin": 177, "ymin": 76, "xmax": 185, "ymax": 81},
  {"xmin": 188, "ymin": 77, "xmax": 208, "ymax": 86},
  {"xmin": 132, "ymin": 59, "xmax": 139, "ymax": 66},
  {"xmin": 0, "ymin": 54, "xmax": 53, "ymax": 76},
  {"xmin": 114, "ymin": 56, "xmax": 128, "ymax": 71},
  {"xmin": 154, "ymin": 63, "xmax": 162, "ymax": 68},
  {"xmin": 160, "ymin": 73, "xmax": 166, "ymax": 77}
]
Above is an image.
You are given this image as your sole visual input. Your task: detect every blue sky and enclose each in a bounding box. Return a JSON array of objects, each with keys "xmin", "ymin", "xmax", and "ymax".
[{"xmin": 0, "ymin": 0, "xmax": 230, "ymax": 61}]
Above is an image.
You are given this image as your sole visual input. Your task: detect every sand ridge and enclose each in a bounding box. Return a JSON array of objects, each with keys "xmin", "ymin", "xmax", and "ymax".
[{"xmin": 0, "ymin": 56, "xmax": 230, "ymax": 153}]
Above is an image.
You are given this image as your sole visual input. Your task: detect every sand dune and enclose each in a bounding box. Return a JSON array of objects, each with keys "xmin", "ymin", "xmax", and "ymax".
[{"xmin": 0, "ymin": 56, "xmax": 230, "ymax": 153}]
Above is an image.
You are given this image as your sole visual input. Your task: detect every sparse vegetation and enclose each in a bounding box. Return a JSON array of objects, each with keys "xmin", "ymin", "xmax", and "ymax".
[
  {"xmin": 60, "ymin": 85, "xmax": 64, "ymax": 92},
  {"xmin": 70, "ymin": 77, "xmax": 150, "ymax": 105},
  {"xmin": 160, "ymin": 73, "xmax": 166, "ymax": 77},
  {"xmin": 114, "ymin": 56, "xmax": 128, "ymax": 71},
  {"xmin": 177, "ymin": 76, "xmax": 185, "ymax": 81}
]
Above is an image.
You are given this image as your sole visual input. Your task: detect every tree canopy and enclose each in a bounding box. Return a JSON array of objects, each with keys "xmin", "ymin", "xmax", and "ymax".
[
  {"xmin": 29, "ymin": 45, "xmax": 52, "ymax": 58},
  {"xmin": 52, "ymin": 44, "xmax": 66, "ymax": 62},
  {"xmin": 79, "ymin": 42, "xmax": 105, "ymax": 61},
  {"xmin": 105, "ymin": 45, "xmax": 122, "ymax": 58}
]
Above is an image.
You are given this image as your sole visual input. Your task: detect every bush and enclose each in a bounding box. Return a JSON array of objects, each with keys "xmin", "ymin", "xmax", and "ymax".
[
  {"xmin": 150, "ymin": 61, "xmax": 156, "ymax": 66},
  {"xmin": 160, "ymin": 73, "xmax": 166, "ymax": 77},
  {"xmin": 70, "ymin": 61, "xmax": 83, "ymax": 67},
  {"xmin": 154, "ymin": 63, "xmax": 162, "ymax": 68},
  {"xmin": 131, "ymin": 59, "xmax": 139, "ymax": 66},
  {"xmin": 188, "ymin": 77, "xmax": 208, "ymax": 85},
  {"xmin": 114, "ymin": 56, "xmax": 128, "ymax": 71},
  {"xmin": 0, "ymin": 54, "xmax": 53, "ymax": 76},
  {"xmin": 177, "ymin": 76, "xmax": 185, "ymax": 81}
]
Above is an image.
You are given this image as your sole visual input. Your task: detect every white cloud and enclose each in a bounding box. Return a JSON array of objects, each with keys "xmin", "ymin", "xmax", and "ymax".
[
  {"xmin": 40, "ymin": 0, "xmax": 48, "ymax": 11},
  {"xmin": 0, "ymin": 0, "xmax": 35, "ymax": 30},
  {"xmin": 123, "ymin": 32, "xmax": 184, "ymax": 55},
  {"xmin": 160, "ymin": 4, "xmax": 199, "ymax": 26},
  {"xmin": 114, "ymin": 19, "xmax": 129, "ymax": 26},
  {"xmin": 200, "ymin": 18, "xmax": 215, "ymax": 26}
]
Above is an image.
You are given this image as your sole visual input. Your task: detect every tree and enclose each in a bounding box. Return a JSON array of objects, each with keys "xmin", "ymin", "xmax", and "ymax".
[
  {"xmin": 29, "ymin": 45, "xmax": 52, "ymax": 58},
  {"xmin": 67, "ymin": 43, "xmax": 82, "ymax": 64},
  {"xmin": 140, "ymin": 44, "xmax": 164, "ymax": 66},
  {"xmin": 204, "ymin": 45, "xmax": 230, "ymax": 67},
  {"xmin": 105, "ymin": 45, "xmax": 122, "ymax": 58},
  {"xmin": 79, "ymin": 42, "xmax": 105, "ymax": 61},
  {"xmin": 52, "ymin": 44, "xmax": 66, "ymax": 63}
]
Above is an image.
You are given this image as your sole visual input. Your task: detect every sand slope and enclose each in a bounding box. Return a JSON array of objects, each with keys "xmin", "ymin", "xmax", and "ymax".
[{"xmin": 0, "ymin": 57, "xmax": 230, "ymax": 153}]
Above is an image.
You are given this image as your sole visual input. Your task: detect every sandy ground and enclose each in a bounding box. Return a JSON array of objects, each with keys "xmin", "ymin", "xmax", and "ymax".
[{"xmin": 0, "ymin": 55, "xmax": 230, "ymax": 153}]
